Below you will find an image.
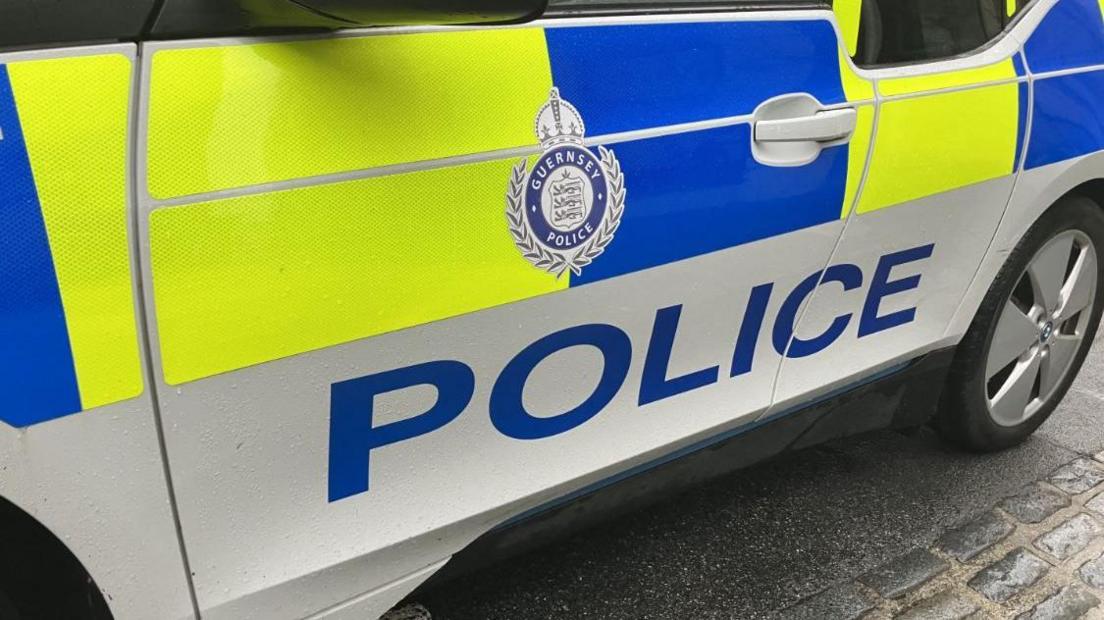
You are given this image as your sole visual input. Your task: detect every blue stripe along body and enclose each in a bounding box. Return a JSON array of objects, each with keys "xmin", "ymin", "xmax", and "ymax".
[
  {"xmin": 570, "ymin": 125, "xmax": 849, "ymax": 286},
  {"xmin": 1023, "ymin": 0, "xmax": 1104, "ymax": 170},
  {"xmin": 1023, "ymin": 0, "xmax": 1104, "ymax": 74},
  {"xmin": 544, "ymin": 20, "xmax": 847, "ymax": 134},
  {"xmin": 0, "ymin": 66, "xmax": 81, "ymax": 426},
  {"xmin": 1028, "ymin": 70, "xmax": 1104, "ymax": 170},
  {"xmin": 545, "ymin": 20, "xmax": 851, "ymax": 286}
]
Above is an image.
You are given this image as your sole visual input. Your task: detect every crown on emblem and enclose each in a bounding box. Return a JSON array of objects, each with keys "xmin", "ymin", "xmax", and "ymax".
[{"xmin": 535, "ymin": 88, "xmax": 586, "ymax": 148}]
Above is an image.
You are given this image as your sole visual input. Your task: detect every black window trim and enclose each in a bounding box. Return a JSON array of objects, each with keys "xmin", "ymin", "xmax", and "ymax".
[{"xmin": 544, "ymin": 1, "xmax": 826, "ymax": 18}]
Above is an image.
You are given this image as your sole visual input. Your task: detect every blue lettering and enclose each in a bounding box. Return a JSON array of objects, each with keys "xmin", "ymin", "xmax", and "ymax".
[
  {"xmin": 859, "ymin": 243, "xmax": 935, "ymax": 337},
  {"xmin": 773, "ymin": 264, "xmax": 863, "ymax": 358},
  {"xmin": 326, "ymin": 244, "xmax": 938, "ymax": 500},
  {"xmin": 327, "ymin": 360, "xmax": 474, "ymax": 501},
  {"xmin": 731, "ymin": 283, "xmax": 773, "ymax": 377},
  {"xmin": 490, "ymin": 324, "xmax": 631, "ymax": 439},
  {"xmin": 639, "ymin": 305, "xmax": 719, "ymax": 406}
]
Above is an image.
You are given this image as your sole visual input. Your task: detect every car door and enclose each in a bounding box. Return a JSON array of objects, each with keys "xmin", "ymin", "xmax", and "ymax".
[
  {"xmin": 138, "ymin": 4, "xmax": 875, "ymax": 618},
  {"xmin": 772, "ymin": 0, "xmax": 1032, "ymax": 413}
]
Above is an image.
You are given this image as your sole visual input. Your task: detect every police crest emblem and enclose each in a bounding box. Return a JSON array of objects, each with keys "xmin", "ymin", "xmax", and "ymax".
[{"xmin": 506, "ymin": 88, "xmax": 625, "ymax": 277}]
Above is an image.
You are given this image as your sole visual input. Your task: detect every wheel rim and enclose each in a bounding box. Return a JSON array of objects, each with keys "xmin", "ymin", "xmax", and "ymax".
[{"xmin": 985, "ymin": 229, "xmax": 1098, "ymax": 427}]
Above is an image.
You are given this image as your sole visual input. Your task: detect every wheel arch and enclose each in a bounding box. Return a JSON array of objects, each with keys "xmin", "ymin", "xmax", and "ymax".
[
  {"xmin": 1068, "ymin": 178, "xmax": 1104, "ymax": 212},
  {"xmin": 0, "ymin": 492, "xmax": 112, "ymax": 619},
  {"xmin": 945, "ymin": 151, "xmax": 1104, "ymax": 341}
]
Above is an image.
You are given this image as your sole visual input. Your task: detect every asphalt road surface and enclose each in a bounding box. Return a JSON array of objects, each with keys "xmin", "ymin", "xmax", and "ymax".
[{"xmin": 409, "ymin": 325, "xmax": 1104, "ymax": 620}]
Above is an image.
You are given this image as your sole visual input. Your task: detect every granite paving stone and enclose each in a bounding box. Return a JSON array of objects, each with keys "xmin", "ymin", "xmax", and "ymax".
[
  {"xmin": 1002, "ymin": 485, "xmax": 1073, "ymax": 524},
  {"xmin": 1049, "ymin": 459, "xmax": 1104, "ymax": 495},
  {"xmin": 968, "ymin": 548, "xmax": 1050, "ymax": 603},
  {"xmin": 937, "ymin": 511, "xmax": 1015, "ymax": 562},
  {"xmin": 894, "ymin": 590, "xmax": 980, "ymax": 620},
  {"xmin": 1015, "ymin": 585, "xmax": 1100, "ymax": 620},
  {"xmin": 859, "ymin": 548, "xmax": 950, "ymax": 599},
  {"xmin": 1085, "ymin": 492, "xmax": 1104, "ymax": 516},
  {"xmin": 1077, "ymin": 551, "xmax": 1104, "ymax": 589},
  {"xmin": 1035, "ymin": 514, "xmax": 1103, "ymax": 561}
]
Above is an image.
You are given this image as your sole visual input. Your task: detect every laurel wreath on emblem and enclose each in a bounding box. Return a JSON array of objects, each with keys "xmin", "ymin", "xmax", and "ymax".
[{"xmin": 505, "ymin": 146, "xmax": 626, "ymax": 278}]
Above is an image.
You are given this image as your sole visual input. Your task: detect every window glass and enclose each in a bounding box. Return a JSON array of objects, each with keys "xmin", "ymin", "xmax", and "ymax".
[
  {"xmin": 547, "ymin": 0, "xmax": 812, "ymax": 9},
  {"xmin": 852, "ymin": 0, "xmax": 1014, "ymax": 66},
  {"xmin": 0, "ymin": 0, "xmax": 154, "ymax": 48},
  {"xmin": 1007, "ymin": 0, "xmax": 1031, "ymax": 18}
]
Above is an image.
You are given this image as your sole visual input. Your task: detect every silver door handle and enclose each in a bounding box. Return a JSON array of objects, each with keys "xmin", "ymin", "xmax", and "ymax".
[{"xmin": 754, "ymin": 108, "xmax": 858, "ymax": 143}]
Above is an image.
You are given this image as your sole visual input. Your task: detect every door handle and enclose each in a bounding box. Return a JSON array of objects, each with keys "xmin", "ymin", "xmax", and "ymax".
[
  {"xmin": 754, "ymin": 108, "xmax": 858, "ymax": 144},
  {"xmin": 751, "ymin": 94, "xmax": 859, "ymax": 167}
]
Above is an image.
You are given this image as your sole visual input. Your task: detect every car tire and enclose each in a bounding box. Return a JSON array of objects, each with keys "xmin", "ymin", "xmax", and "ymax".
[
  {"xmin": 936, "ymin": 194, "xmax": 1104, "ymax": 452},
  {"xmin": 0, "ymin": 590, "xmax": 20, "ymax": 620}
]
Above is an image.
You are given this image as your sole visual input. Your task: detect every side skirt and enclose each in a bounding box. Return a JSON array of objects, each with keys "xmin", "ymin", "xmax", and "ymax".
[{"xmin": 416, "ymin": 345, "xmax": 958, "ymax": 589}]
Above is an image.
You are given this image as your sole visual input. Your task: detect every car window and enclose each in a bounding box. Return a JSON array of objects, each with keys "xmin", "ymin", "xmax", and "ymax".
[
  {"xmin": 853, "ymin": 0, "xmax": 1026, "ymax": 66},
  {"xmin": 0, "ymin": 0, "xmax": 154, "ymax": 49},
  {"xmin": 546, "ymin": 0, "xmax": 816, "ymax": 12}
]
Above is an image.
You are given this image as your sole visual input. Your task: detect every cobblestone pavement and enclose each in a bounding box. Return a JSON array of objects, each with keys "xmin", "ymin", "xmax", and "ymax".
[
  {"xmin": 396, "ymin": 329, "xmax": 1104, "ymax": 620},
  {"xmin": 784, "ymin": 454, "xmax": 1104, "ymax": 619}
]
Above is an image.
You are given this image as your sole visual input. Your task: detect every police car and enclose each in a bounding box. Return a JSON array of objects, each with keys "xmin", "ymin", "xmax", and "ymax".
[{"xmin": 0, "ymin": 0, "xmax": 1102, "ymax": 617}]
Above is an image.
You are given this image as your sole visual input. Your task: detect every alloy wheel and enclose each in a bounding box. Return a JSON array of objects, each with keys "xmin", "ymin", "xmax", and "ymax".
[{"xmin": 985, "ymin": 230, "xmax": 1099, "ymax": 427}]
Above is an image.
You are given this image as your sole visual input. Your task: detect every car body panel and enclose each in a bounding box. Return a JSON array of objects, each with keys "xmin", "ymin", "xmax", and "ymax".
[
  {"xmin": 142, "ymin": 17, "xmax": 869, "ymax": 385},
  {"xmin": 773, "ymin": 51, "xmax": 1027, "ymax": 411},
  {"xmin": 137, "ymin": 11, "xmax": 871, "ymax": 618},
  {"xmin": 145, "ymin": 223, "xmax": 846, "ymax": 619},
  {"xmin": 0, "ymin": 49, "xmax": 144, "ymax": 426},
  {"xmin": 0, "ymin": 43, "xmax": 193, "ymax": 620},
  {"xmin": 772, "ymin": 176, "xmax": 1014, "ymax": 413}
]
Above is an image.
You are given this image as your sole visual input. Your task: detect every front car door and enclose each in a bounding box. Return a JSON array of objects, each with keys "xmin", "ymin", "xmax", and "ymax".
[{"xmin": 139, "ymin": 4, "xmax": 876, "ymax": 617}]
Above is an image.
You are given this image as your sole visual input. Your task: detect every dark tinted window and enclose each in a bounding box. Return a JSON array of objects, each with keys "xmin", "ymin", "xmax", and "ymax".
[
  {"xmin": 151, "ymin": 0, "xmax": 546, "ymax": 39},
  {"xmin": 547, "ymin": 0, "xmax": 818, "ymax": 12},
  {"xmin": 0, "ymin": 0, "xmax": 155, "ymax": 49},
  {"xmin": 854, "ymin": 0, "xmax": 1013, "ymax": 65}
]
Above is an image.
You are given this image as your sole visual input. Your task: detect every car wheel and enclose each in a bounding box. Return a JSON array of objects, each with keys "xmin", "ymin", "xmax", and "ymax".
[
  {"xmin": 0, "ymin": 589, "xmax": 22, "ymax": 620},
  {"xmin": 936, "ymin": 194, "xmax": 1104, "ymax": 452}
]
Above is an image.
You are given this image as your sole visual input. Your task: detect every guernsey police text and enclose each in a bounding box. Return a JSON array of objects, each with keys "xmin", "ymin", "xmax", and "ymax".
[{"xmin": 327, "ymin": 243, "xmax": 936, "ymax": 501}]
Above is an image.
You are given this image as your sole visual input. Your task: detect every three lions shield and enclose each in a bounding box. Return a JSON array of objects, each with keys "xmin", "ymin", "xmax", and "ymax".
[{"xmin": 506, "ymin": 88, "xmax": 626, "ymax": 277}]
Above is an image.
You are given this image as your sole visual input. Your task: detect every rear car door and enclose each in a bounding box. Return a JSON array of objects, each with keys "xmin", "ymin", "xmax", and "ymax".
[
  {"xmin": 772, "ymin": 0, "xmax": 1031, "ymax": 412},
  {"xmin": 138, "ymin": 4, "xmax": 875, "ymax": 618}
]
